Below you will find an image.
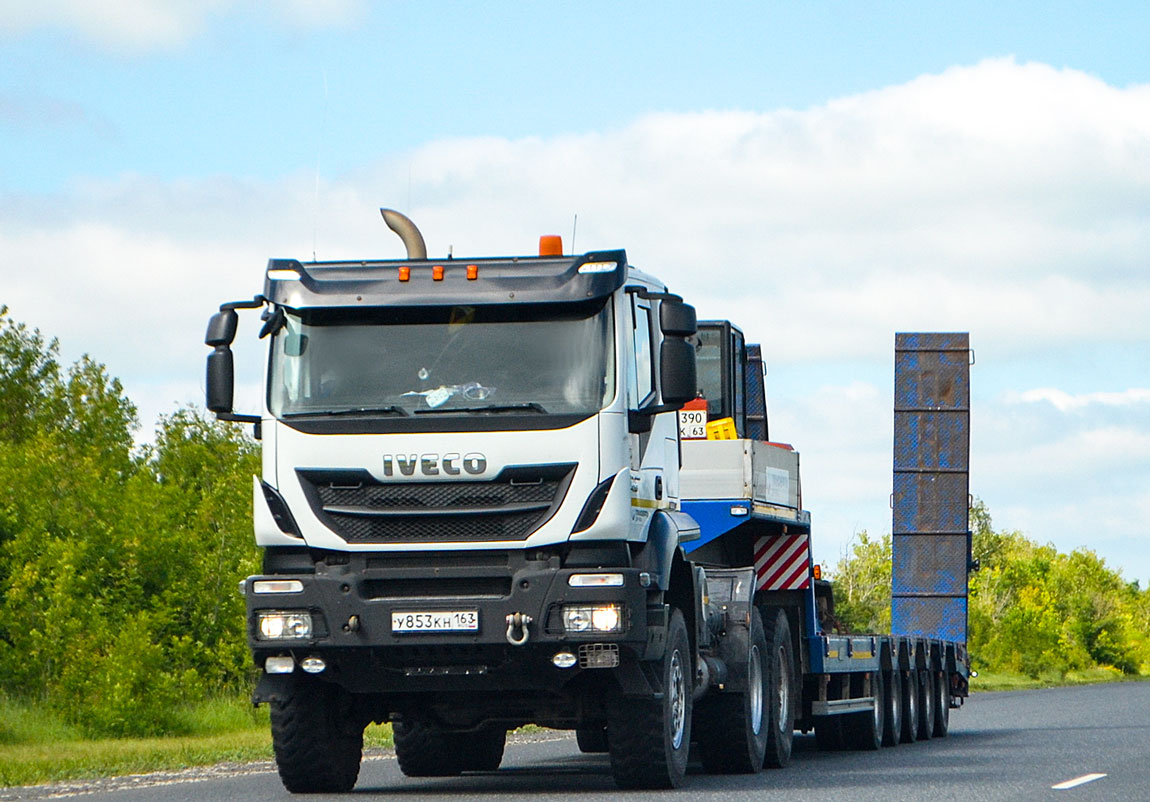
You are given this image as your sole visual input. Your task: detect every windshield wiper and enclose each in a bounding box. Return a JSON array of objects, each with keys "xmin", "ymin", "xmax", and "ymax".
[
  {"xmin": 283, "ymin": 406, "xmax": 409, "ymax": 418},
  {"xmin": 414, "ymin": 403, "xmax": 548, "ymax": 415}
]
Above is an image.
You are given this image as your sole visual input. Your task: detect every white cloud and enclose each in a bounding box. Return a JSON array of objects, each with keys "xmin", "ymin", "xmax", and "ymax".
[
  {"xmin": 0, "ymin": 0, "xmax": 365, "ymax": 49},
  {"xmin": 1010, "ymin": 387, "xmax": 1150, "ymax": 412}
]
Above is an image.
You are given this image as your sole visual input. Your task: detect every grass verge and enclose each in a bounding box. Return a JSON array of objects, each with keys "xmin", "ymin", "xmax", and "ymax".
[
  {"xmin": 0, "ymin": 696, "xmax": 393, "ymax": 789},
  {"xmin": 970, "ymin": 666, "xmax": 1149, "ymax": 692}
]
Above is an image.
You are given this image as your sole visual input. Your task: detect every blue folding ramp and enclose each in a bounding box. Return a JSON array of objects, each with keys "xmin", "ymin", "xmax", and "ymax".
[{"xmin": 891, "ymin": 333, "xmax": 971, "ymax": 643}]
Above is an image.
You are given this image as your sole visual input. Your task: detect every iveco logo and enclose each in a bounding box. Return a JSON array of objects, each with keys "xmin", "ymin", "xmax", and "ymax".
[{"xmin": 382, "ymin": 453, "xmax": 488, "ymax": 477}]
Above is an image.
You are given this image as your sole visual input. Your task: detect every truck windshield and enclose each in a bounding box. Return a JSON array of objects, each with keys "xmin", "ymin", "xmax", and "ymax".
[{"xmin": 269, "ymin": 300, "xmax": 615, "ymax": 421}]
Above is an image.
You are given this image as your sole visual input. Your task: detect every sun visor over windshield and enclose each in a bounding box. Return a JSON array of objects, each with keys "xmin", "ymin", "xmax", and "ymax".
[{"xmin": 262, "ymin": 250, "xmax": 628, "ymax": 309}]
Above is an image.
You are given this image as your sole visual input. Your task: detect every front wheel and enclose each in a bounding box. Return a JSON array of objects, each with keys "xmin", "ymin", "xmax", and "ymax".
[
  {"xmin": 608, "ymin": 608, "xmax": 692, "ymax": 789},
  {"xmin": 270, "ymin": 679, "xmax": 364, "ymax": 793}
]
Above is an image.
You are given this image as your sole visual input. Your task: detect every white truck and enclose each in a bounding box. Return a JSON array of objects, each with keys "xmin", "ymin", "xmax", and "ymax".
[{"xmin": 205, "ymin": 210, "xmax": 969, "ymax": 792}]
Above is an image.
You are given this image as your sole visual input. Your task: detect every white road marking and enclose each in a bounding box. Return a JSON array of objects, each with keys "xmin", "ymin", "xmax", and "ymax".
[{"xmin": 1052, "ymin": 773, "xmax": 1107, "ymax": 790}]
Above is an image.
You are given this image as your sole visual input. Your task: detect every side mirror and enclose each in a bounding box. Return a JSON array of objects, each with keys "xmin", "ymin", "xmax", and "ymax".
[
  {"xmin": 205, "ymin": 309, "xmax": 238, "ymax": 347},
  {"xmin": 202, "ymin": 299, "xmax": 264, "ymax": 432},
  {"xmin": 660, "ymin": 300, "xmax": 697, "ymax": 337},
  {"xmin": 206, "ymin": 347, "xmax": 235, "ymax": 414},
  {"xmin": 660, "ymin": 338, "xmax": 697, "ymax": 408}
]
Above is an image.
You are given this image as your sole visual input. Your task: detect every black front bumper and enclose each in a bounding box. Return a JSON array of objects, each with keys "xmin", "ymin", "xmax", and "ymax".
[{"xmin": 246, "ymin": 550, "xmax": 663, "ymax": 698}]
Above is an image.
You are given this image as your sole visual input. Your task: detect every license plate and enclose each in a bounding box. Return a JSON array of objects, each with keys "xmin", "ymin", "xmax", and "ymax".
[
  {"xmin": 391, "ymin": 610, "xmax": 479, "ymax": 633},
  {"xmin": 678, "ymin": 409, "xmax": 708, "ymax": 439}
]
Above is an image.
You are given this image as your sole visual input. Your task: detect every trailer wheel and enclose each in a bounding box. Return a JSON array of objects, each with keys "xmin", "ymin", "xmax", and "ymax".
[
  {"xmin": 917, "ymin": 669, "xmax": 935, "ymax": 740},
  {"xmin": 270, "ymin": 679, "xmax": 363, "ymax": 793},
  {"xmin": 844, "ymin": 672, "xmax": 883, "ymax": 750},
  {"xmin": 932, "ymin": 671, "xmax": 950, "ymax": 737},
  {"xmin": 608, "ymin": 608, "xmax": 692, "ymax": 788},
  {"xmin": 900, "ymin": 669, "xmax": 918, "ymax": 743},
  {"xmin": 576, "ymin": 725, "xmax": 609, "ymax": 753},
  {"xmin": 696, "ymin": 607, "xmax": 768, "ymax": 774},
  {"xmin": 814, "ymin": 716, "xmax": 845, "ymax": 751},
  {"xmin": 763, "ymin": 609, "xmax": 796, "ymax": 768},
  {"xmin": 882, "ymin": 668, "xmax": 902, "ymax": 746}
]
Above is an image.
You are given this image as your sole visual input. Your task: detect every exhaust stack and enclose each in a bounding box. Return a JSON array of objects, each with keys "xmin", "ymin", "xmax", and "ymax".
[{"xmin": 379, "ymin": 208, "xmax": 428, "ymax": 260}]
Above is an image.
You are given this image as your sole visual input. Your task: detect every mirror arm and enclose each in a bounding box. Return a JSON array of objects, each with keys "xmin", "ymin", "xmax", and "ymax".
[
  {"xmin": 216, "ymin": 412, "xmax": 262, "ymax": 440},
  {"xmin": 221, "ymin": 296, "xmax": 265, "ymax": 312}
]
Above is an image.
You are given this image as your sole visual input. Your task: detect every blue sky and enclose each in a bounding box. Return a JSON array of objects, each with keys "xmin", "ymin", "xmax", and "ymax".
[{"xmin": 2, "ymin": 1, "xmax": 1149, "ymax": 582}]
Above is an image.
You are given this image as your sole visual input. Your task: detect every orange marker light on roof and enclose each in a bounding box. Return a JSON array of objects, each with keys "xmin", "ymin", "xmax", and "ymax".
[
  {"xmin": 466, "ymin": 264, "xmax": 478, "ymax": 280},
  {"xmin": 813, "ymin": 564, "xmax": 823, "ymax": 581},
  {"xmin": 398, "ymin": 266, "xmax": 410, "ymax": 282},
  {"xmin": 539, "ymin": 235, "xmax": 563, "ymax": 256},
  {"xmin": 432, "ymin": 265, "xmax": 444, "ymax": 281}
]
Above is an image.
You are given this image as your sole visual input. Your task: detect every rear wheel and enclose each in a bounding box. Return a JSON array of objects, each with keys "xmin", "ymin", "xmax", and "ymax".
[
  {"xmin": 882, "ymin": 668, "xmax": 902, "ymax": 746},
  {"xmin": 270, "ymin": 679, "xmax": 364, "ymax": 793},
  {"xmin": 608, "ymin": 608, "xmax": 693, "ymax": 789},
  {"xmin": 696, "ymin": 608, "xmax": 768, "ymax": 774},
  {"xmin": 394, "ymin": 721, "xmax": 505, "ymax": 775},
  {"xmin": 458, "ymin": 726, "xmax": 507, "ymax": 771},
  {"xmin": 843, "ymin": 672, "xmax": 883, "ymax": 750},
  {"xmin": 763, "ymin": 609, "xmax": 796, "ymax": 768},
  {"xmin": 576, "ymin": 725, "xmax": 609, "ymax": 753},
  {"xmin": 917, "ymin": 669, "xmax": 936, "ymax": 741},
  {"xmin": 394, "ymin": 720, "xmax": 463, "ymax": 777},
  {"xmin": 933, "ymin": 671, "xmax": 951, "ymax": 737},
  {"xmin": 900, "ymin": 669, "xmax": 918, "ymax": 743}
]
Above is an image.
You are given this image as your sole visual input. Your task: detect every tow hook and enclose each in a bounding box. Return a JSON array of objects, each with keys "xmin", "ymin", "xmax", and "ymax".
[{"xmin": 505, "ymin": 612, "xmax": 533, "ymax": 645}]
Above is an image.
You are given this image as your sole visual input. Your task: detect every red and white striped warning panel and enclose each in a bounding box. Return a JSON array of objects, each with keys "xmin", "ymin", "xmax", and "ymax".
[{"xmin": 754, "ymin": 534, "xmax": 811, "ymax": 591}]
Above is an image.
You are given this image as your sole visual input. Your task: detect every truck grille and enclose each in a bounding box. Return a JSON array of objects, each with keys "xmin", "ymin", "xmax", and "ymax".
[{"xmin": 296, "ymin": 464, "xmax": 576, "ymax": 544}]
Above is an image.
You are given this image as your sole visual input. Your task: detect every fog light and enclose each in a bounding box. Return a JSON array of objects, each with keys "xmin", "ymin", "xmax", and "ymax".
[
  {"xmin": 266, "ymin": 656, "xmax": 294, "ymax": 674},
  {"xmin": 561, "ymin": 604, "xmax": 624, "ymax": 634},
  {"xmin": 257, "ymin": 611, "xmax": 313, "ymax": 640},
  {"xmin": 300, "ymin": 656, "xmax": 326, "ymax": 674},
  {"xmin": 579, "ymin": 643, "xmax": 620, "ymax": 669},
  {"xmin": 552, "ymin": 652, "xmax": 577, "ymax": 669}
]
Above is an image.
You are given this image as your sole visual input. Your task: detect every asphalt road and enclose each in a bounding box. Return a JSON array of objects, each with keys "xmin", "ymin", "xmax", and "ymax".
[{"xmin": 5, "ymin": 681, "xmax": 1149, "ymax": 802}]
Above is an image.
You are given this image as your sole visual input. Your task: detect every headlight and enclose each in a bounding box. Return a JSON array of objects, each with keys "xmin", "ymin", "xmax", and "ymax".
[
  {"xmin": 561, "ymin": 603, "xmax": 624, "ymax": 634},
  {"xmin": 257, "ymin": 611, "xmax": 313, "ymax": 640}
]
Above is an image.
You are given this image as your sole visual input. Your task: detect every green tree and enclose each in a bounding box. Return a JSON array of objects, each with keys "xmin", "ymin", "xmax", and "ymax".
[
  {"xmin": 0, "ymin": 308, "xmax": 260, "ymax": 736},
  {"xmin": 828, "ymin": 531, "xmax": 891, "ymax": 634}
]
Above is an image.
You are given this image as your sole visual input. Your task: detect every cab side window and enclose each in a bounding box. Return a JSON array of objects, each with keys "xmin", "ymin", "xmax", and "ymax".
[{"xmin": 627, "ymin": 297, "xmax": 655, "ymax": 408}]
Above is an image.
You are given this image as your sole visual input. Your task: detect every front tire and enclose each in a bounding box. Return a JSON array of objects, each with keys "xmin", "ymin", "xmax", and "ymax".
[
  {"xmin": 695, "ymin": 608, "xmax": 769, "ymax": 774},
  {"xmin": 608, "ymin": 608, "xmax": 693, "ymax": 789},
  {"xmin": 270, "ymin": 679, "xmax": 364, "ymax": 793}
]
